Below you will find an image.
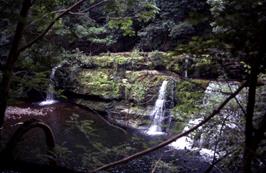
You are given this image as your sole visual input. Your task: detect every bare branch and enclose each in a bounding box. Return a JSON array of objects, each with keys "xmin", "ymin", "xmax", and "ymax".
[
  {"xmin": 206, "ymin": 113, "xmax": 231, "ymax": 173},
  {"xmin": 150, "ymin": 158, "xmax": 161, "ymax": 173},
  {"xmin": 91, "ymin": 82, "xmax": 247, "ymax": 172},
  {"xmin": 204, "ymin": 150, "xmax": 236, "ymax": 173},
  {"xmin": 226, "ymin": 81, "xmax": 246, "ymax": 115}
]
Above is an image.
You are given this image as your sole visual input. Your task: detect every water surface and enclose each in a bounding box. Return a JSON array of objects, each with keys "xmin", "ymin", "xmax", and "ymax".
[{"xmin": 3, "ymin": 102, "xmax": 160, "ymax": 171}]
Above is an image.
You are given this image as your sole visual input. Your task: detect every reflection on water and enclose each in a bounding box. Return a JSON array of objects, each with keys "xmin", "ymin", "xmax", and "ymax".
[{"xmin": 3, "ymin": 103, "xmax": 159, "ymax": 171}]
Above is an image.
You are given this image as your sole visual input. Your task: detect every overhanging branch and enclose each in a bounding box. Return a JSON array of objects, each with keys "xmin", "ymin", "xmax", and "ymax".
[{"xmin": 91, "ymin": 81, "xmax": 247, "ymax": 172}]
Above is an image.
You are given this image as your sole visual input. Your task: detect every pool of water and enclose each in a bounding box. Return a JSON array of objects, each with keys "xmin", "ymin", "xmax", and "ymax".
[
  {"xmin": 2, "ymin": 102, "xmax": 164, "ymax": 171},
  {"xmin": 1, "ymin": 102, "xmax": 225, "ymax": 173}
]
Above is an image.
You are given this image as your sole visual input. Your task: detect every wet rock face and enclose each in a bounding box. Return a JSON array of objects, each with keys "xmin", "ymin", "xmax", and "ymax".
[
  {"xmin": 55, "ymin": 53, "xmax": 182, "ymax": 129},
  {"xmin": 55, "ymin": 52, "xmax": 242, "ymax": 130},
  {"xmin": 165, "ymin": 80, "xmax": 176, "ymax": 109},
  {"xmin": 58, "ymin": 52, "xmax": 178, "ymax": 103}
]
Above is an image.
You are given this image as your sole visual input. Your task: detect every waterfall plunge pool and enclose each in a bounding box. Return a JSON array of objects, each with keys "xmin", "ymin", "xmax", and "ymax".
[
  {"xmin": 38, "ymin": 62, "xmax": 66, "ymax": 106},
  {"xmin": 2, "ymin": 80, "xmax": 243, "ymax": 172},
  {"xmin": 1, "ymin": 102, "xmax": 220, "ymax": 173},
  {"xmin": 2, "ymin": 102, "xmax": 170, "ymax": 172}
]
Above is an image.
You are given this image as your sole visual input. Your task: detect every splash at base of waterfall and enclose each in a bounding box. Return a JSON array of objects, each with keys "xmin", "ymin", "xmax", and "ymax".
[
  {"xmin": 169, "ymin": 118, "xmax": 215, "ymax": 162},
  {"xmin": 170, "ymin": 81, "xmax": 245, "ymax": 162},
  {"xmin": 146, "ymin": 125, "xmax": 166, "ymax": 135},
  {"xmin": 39, "ymin": 100, "xmax": 58, "ymax": 106},
  {"xmin": 170, "ymin": 138, "xmax": 216, "ymax": 162}
]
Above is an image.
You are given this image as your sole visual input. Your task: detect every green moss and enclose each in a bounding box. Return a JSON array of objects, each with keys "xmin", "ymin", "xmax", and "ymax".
[
  {"xmin": 124, "ymin": 71, "xmax": 169, "ymax": 103},
  {"xmin": 172, "ymin": 80, "xmax": 208, "ymax": 120},
  {"xmin": 77, "ymin": 69, "xmax": 121, "ymax": 98},
  {"xmin": 79, "ymin": 54, "xmax": 145, "ymax": 68},
  {"xmin": 94, "ymin": 55, "xmax": 129, "ymax": 66}
]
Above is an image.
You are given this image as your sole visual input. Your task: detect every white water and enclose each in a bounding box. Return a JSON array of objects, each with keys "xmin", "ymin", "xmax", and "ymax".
[
  {"xmin": 170, "ymin": 118, "xmax": 215, "ymax": 161},
  {"xmin": 203, "ymin": 81, "xmax": 243, "ymax": 129},
  {"xmin": 146, "ymin": 80, "xmax": 168, "ymax": 135},
  {"xmin": 170, "ymin": 81, "xmax": 245, "ymax": 161},
  {"xmin": 39, "ymin": 63, "xmax": 64, "ymax": 106}
]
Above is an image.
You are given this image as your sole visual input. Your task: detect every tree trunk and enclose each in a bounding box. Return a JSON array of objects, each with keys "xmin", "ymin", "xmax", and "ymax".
[
  {"xmin": 243, "ymin": 62, "xmax": 259, "ymax": 173},
  {"xmin": 0, "ymin": 0, "xmax": 32, "ymax": 128}
]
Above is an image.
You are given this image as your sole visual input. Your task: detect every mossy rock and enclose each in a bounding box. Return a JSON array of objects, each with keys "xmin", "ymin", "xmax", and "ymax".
[
  {"xmin": 75, "ymin": 51, "xmax": 177, "ymax": 71},
  {"xmin": 124, "ymin": 70, "xmax": 172, "ymax": 104},
  {"xmin": 109, "ymin": 104, "xmax": 154, "ymax": 129},
  {"xmin": 74, "ymin": 69, "xmax": 121, "ymax": 99},
  {"xmin": 78, "ymin": 53, "xmax": 154, "ymax": 70},
  {"xmin": 70, "ymin": 68, "xmax": 176, "ymax": 104},
  {"xmin": 188, "ymin": 58, "xmax": 219, "ymax": 79},
  {"xmin": 172, "ymin": 79, "xmax": 209, "ymax": 121},
  {"xmin": 162, "ymin": 55, "xmax": 184, "ymax": 74}
]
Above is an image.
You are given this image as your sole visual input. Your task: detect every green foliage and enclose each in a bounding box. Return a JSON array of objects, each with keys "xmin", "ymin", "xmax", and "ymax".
[
  {"xmin": 0, "ymin": 0, "xmax": 161, "ymax": 101},
  {"xmin": 175, "ymin": 36, "xmax": 219, "ymax": 55},
  {"xmin": 207, "ymin": 0, "xmax": 266, "ymax": 67},
  {"xmin": 73, "ymin": 24, "xmax": 116, "ymax": 45},
  {"xmin": 10, "ymin": 71, "xmax": 48, "ymax": 99},
  {"xmin": 108, "ymin": 18, "xmax": 135, "ymax": 36},
  {"xmin": 137, "ymin": 0, "xmax": 211, "ymax": 50},
  {"xmin": 136, "ymin": 2, "xmax": 160, "ymax": 22},
  {"xmin": 169, "ymin": 21, "xmax": 195, "ymax": 38},
  {"xmin": 7, "ymin": 40, "xmax": 65, "ymax": 100}
]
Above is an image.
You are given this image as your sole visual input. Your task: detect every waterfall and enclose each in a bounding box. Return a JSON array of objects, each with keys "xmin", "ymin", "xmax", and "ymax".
[
  {"xmin": 39, "ymin": 62, "xmax": 64, "ymax": 106},
  {"xmin": 170, "ymin": 81, "xmax": 246, "ymax": 161},
  {"xmin": 146, "ymin": 80, "xmax": 168, "ymax": 135}
]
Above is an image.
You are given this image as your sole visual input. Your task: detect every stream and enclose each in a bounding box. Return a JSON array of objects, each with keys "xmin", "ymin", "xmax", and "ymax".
[
  {"xmin": 2, "ymin": 101, "xmax": 221, "ymax": 173},
  {"xmin": 1, "ymin": 66, "xmax": 239, "ymax": 172}
]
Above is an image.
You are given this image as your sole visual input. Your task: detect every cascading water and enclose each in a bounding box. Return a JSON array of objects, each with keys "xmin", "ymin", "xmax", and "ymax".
[
  {"xmin": 39, "ymin": 63, "xmax": 64, "ymax": 106},
  {"xmin": 146, "ymin": 80, "xmax": 168, "ymax": 135},
  {"xmin": 170, "ymin": 81, "xmax": 246, "ymax": 161}
]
